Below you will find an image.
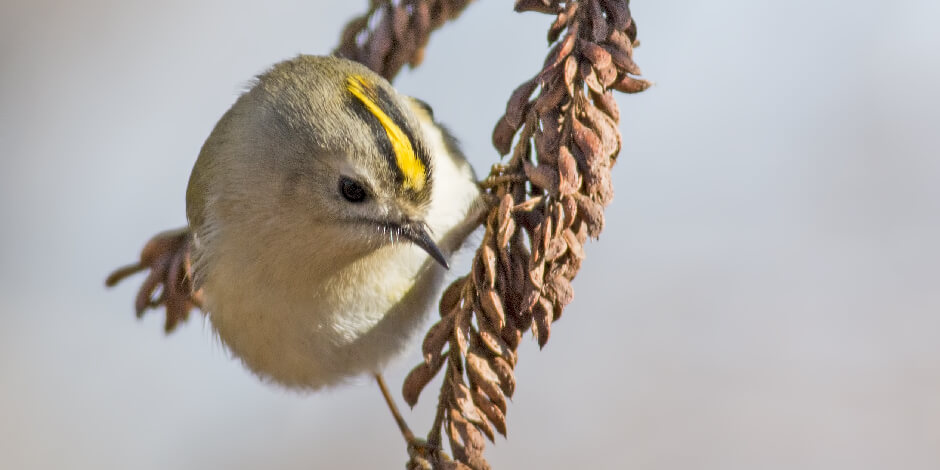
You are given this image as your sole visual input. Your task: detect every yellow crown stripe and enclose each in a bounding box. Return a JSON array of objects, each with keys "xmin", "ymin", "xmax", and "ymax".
[{"xmin": 346, "ymin": 76, "xmax": 426, "ymax": 192}]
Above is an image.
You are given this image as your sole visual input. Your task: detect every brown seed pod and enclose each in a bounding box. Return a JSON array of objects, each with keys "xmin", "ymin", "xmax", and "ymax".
[
  {"xmin": 533, "ymin": 74, "xmax": 569, "ymax": 115},
  {"xmin": 528, "ymin": 254, "xmax": 546, "ymax": 292},
  {"xmin": 573, "ymin": 193, "xmax": 606, "ymax": 238},
  {"xmin": 523, "ymin": 159, "xmax": 560, "ymax": 196},
  {"xmin": 497, "ymin": 193, "xmax": 513, "ymax": 222},
  {"xmin": 492, "ymin": 116, "xmax": 516, "ymax": 156},
  {"xmin": 478, "ymin": 288, "xmax": 507, "ymax": 331},
  {"xmin": 606, "ymin": 28, "xmax": 633, "ymax": 54},
  {"xmin": 498, "ymin": 325, "xmax": 522, "ymax": 360},
  {"xmin": 546, "ymin": 2, "xmax": 577, "ymax": 43},
  {"xmin": 594, "ymin": 61, "xmax": 620, "ymax": 88},
  {"xmin": 514, "ymin": 0, "xmax": 562, "ymax": 14},
  {"xmin": 497, "ymin": 215, "xmax": 516, "ymax": 251},
  {"xmin": 625, "ymin": 12, "xmax": 638, "ymax": 41},
  {"xmin": 519, "ymin": 286, "xmax": 541, "ymax": 319},
  {"xmin": 508, "ymin": 256, "xmax": 531, "ymax": 315},
  {"xmin": 454, "ymin": 304, "xmax": 472, "ymax": 356},
  {"xmin": 540, "ymin": 209, "xmax": 554, "ymax": 252},
  {"xmin": 548, "ymin": 273, "xmax": 575, "ymax": 309},
  {"xmin": 403, "ymin": 350, "xmax": 447, "ymax": 408},
  {"xmin": 453, "ymin": 382, "xmax": 486, "ymax": 426},
  {"xmin": 557, "ymin": 147, "xmax": 581, "ymax": 196},
  {"xmin": 603, "ymin": 44, "xmax": 642, "ymax": 76},
  {"xmin": 611, "ymin": 74, "xmax": 652, "ymax": 94},
  {"xmin": 480, "ymin": 242, "xmax": 498, "ymax": 289},
  {"xmin": 487, "ymin": 355, "xmax": 517, "ymax": 397},
  {"xmin": 562, "ymin": 252, "xmax": 584, "ymax": 280},
  {"xmin": 601, "ymin": 0, "xmax": 631, "ymax": 30},
  {"xmin": 583, "ymin": 101, "xmax": 622, "ymax": 158},
  {"xmin": 440, "ymin": 274, "xmax": 467, "ymax": 315},
  {"xmin": 549, "ymin": 200, "xmax": 567, "ymax": 239},
  {"xmin": 539, "ymin": 109, "xmax": 563, "ymax": 150},
  {"xmin": 590, "ymin": 89, "xmax": 621, "ymax": 121},
  {"xmin": 534, "ymin": 132, "xmax": 559, "ymax": 167},
  {"xmin": 466, "ymin": 349, "xmax": 505, "ymax": 410},
  {"xmin": 563, "ymin": 55, "xmax": 579, "ymax": 95},
  {"xmin": 562, "ymin": 228, "xmax": 586, "ymax": 260},
  {"xmin": 543, "ymin": 27, "xmax": 577, "ymax": 70},
  {"xmin": 579, "ymin": 39, "xmax": 612, "ymax": 69},
  {"xmin": 532, "ymin": 297, "xmax": 553, "ymax": 348},
  {"xmin": 478, "ymin": 328, "xmax": 517, "ymax": 366},
  {"xmin": 544, "ymin": 236, "xmax": 568, "ymax": 262},
  {"xmin": 580, "ymin": 61, "xmax": 604, "ymax": 94},
  {"xmin": 587, "ymin": 0, "xmax": 609, "ymax": 43},
  {"xmin": 560, "ymin": 194, "xmax": 579, "ymax": 228},
  {"xmin": 423, "ymin": 313, "xmax": 456, "ymax": 365},
  {"xmin": 471, "ymin": 386, "xmax": 507, "ymax": 437},
  {"xmin": 504, "ymin": 77, "xmax": 539, "ymax": 130},
  {"xmin": 447, "ymin": 409, "xmax": 489, "ymax": 470},
  {"xmin": 571, "ymin": 116, "xmax": 603, "ymax": 162}
]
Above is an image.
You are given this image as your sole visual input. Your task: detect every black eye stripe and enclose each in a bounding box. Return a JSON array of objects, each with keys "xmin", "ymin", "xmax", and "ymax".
[
  {"xmin": 371, "ymin": 87, "xmax": 430, "ymax": 175},
  {"xmin": 348, "ymin": 101, "xmax": 394, "ymax": 172},
  {"xmin": 346, "ymin": 84, "xmax": 431, "ymax": 193}
]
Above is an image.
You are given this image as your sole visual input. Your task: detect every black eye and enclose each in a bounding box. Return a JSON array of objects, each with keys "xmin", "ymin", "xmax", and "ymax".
[{"xmin": 339, "ymin": 177, "xmax": 367, "ymax": 203}]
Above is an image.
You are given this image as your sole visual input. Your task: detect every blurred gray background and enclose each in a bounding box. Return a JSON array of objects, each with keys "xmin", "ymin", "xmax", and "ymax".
[{"xmin": 2, "ymin": 1, "xmax": 939, "ymax": 469}]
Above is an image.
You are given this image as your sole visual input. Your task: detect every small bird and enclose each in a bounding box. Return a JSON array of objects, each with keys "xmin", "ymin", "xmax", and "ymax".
[{"xmin": 113, "ymin": 55, "xmax": 482, "ymax": 443}]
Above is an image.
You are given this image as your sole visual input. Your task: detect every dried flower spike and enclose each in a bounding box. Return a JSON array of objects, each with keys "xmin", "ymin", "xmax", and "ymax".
[{"xmin": 407, "ymin": 1, "xmax": 648, "ymax": 468}]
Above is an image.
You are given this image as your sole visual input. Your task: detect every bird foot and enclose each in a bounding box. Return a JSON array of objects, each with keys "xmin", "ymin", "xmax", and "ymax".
[
  {"xmin": 407, "ymin": 438, "xmax": 456, "ymax": 470},
  {"xmin": 105, "ymin": 227, "xmax": 201, "ymax": 332}
]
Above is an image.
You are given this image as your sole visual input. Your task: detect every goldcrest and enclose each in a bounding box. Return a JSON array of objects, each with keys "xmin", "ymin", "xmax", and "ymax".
[{"xmin": 184, "ymin": 55, "xmax": 481, "ymax": 389}]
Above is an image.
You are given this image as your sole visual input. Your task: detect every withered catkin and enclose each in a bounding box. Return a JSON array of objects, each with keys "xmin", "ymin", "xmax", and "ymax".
[{"xmin": 402, "ymin": 1, "xmax": 649, "ymax": 468}]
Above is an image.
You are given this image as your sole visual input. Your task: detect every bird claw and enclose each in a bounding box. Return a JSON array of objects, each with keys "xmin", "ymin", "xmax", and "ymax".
[
  {"xmin": 407, "ymin": 437, "xmax": 434, "ymax": 457},
  {"xmin": 407, "ymin": 438, "xmax": 455, "ymax": 470},
  {"xmin": 106, "ymin": 227, "xmax": 202, "ymax": 333}
]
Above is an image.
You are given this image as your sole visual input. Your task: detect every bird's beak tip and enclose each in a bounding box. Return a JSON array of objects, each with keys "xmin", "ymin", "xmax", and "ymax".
[{"xmin": 400, "ymin": 223, "xmax": 449, "ymax": 269}]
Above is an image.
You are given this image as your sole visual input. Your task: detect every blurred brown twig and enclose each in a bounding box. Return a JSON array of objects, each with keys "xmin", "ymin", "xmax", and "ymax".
[{"xmin": 334, "ymin": 0, "xmax": 474, "ymax": 80}]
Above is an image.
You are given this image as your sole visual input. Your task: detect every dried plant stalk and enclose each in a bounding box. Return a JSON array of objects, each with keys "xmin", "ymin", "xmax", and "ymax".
[{"xmin": 403, "ymin": 1, "xmax": 648, "ymax": 468}]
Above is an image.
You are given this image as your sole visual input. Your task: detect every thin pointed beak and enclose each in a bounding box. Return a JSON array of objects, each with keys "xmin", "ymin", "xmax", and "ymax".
[{"xmin": 399, "ymin": 223, "xmax": 449, "ymax": 269}]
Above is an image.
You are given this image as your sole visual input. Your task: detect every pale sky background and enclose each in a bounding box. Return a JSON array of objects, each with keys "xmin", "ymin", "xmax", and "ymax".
[{"xmin": 2, "ymin": 1, "xmax": 939, "ymax": 469}]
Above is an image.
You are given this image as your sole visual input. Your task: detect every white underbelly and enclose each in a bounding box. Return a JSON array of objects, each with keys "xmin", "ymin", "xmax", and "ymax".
[{"xmin": 204, "ymin": 241, "xmax": 446, "ymax": 389}]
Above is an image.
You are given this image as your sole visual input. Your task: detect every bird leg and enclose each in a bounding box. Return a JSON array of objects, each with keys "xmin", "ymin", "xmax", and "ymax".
[
  {"xmin": 375, "ymin": 373, "xmax": 419, "ymax": 442},
  {"xmin": 374, "ymin": 373, "xmax": 444, "ymax": 460}
]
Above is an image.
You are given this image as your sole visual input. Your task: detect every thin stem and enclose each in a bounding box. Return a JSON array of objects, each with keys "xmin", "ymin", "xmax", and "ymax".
[
  {"xmin": 375, "ymin": 373, "xmax": 417, "ymax": 444},
  {"xmin": 426, "ymin": 379, "xmax": 450, "ymax": 448}
]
